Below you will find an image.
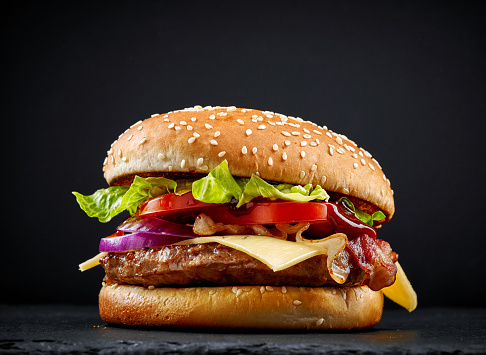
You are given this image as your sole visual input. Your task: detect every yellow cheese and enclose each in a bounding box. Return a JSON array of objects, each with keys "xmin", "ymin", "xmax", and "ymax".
[
  {"xmin": 175, "ymin": 235, "xmax": 347, "ymax": 283},
  {"xmin": 79, "ymin": 252, "xmax": 107, "ymax": 272},
  {"xmin": 382, "ymin": 261, "xmax": 418, "ymax": 312}
]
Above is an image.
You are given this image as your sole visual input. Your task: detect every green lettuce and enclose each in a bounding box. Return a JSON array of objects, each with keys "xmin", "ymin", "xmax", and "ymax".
[
  {"xmin": 338, "ymin": 197, "xmax": 386, "ymax": 226},
  {"xmin": 191, "ymin": 160, "xmax": 244, "ymax": 204},
  {"xmin": 73, "ymin": 160, "xmax": 331, "ymax": 223},
  {"xmin": 192, "ymin": 160, "xmax": 329, "ymax": 207},
  {"xmin": 72, "ymin": 176, "xmax": 190, "ymax": 223}
]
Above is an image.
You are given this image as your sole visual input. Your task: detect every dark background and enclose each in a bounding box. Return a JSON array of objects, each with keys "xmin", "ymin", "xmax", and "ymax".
[{"xmin": 2, "ymin": 1, "xmax": 485, "ymax": 308}]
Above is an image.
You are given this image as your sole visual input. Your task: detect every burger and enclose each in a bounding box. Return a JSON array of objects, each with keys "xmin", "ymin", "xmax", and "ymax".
[{"xmin": 75, "ymin": 105, "xmax": 416, "ymax": 330}]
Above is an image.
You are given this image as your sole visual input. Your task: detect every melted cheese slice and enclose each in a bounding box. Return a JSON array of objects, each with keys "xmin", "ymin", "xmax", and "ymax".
[
  {"xmin": 382, "ymin": 261, "xmax": 418, "ymax": 312},
  {"xmin": 175, "ymin": 234, "xmax": 348, "ymax": 283},
  {"xmin": 79, "ymin": 252, "xmax": 107, "ymax": 272}
]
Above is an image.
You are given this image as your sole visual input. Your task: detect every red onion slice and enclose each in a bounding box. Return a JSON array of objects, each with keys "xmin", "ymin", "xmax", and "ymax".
[
  {"xmin": 117, "ymin": 215, "xmax": 197, "ymax": 238},
  {"xmin": 99, "ymin": 232, "xmax": 186, "ymax": 252}
]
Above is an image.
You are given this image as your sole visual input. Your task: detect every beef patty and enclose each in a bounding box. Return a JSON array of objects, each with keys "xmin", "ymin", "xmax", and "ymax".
[{"xmin": 100, "ymin": 243, "xmax": 367, "ymax": 287}]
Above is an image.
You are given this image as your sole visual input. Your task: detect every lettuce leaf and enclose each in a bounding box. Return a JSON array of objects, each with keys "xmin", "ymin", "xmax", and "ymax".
[
  {"xmin": 338, "ymin": 197, "xmax": 386, "ymax": 226},
  {"xmin": 192, "ymin": 160, "xmax": 329, "ymax": 207},
  {"xmin": 236, "ymin": 175, "xmax": 329, "ymax": 207},
  {"xmin": 72, "ymin": 176, "xmax": 187, "ymax": 223},
  {"xmin": 191, "ymin": 160, "xmax": 243, "ymax": 204}
]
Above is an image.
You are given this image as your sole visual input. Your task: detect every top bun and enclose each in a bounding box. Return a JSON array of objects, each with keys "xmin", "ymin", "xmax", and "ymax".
[{"xmin": 103, "ymin": 106, "xmax": 394, "ymax": 219}]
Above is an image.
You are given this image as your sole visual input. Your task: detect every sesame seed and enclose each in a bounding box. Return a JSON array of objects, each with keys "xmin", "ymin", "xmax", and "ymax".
[
  {"xmin": 237, "ymin": 119, "xmax": 245, "ymax": 125},
  {"xmin": 236, "ymin": 289, "xmax": 244, "ymax": 297},
  {"xmin": 121, "ymin": 157, "xmax": 127, "ymax": 162},
  {"xmin": 150, "ymin": 113, "xmax": 159, "ymax": 117},
  {"xmin": 383, "ymin": 174, "xmax": 387, "ymax": 181},
  {"xmin": 281, "ymin": 286, "xmax": 287, "ymax": 294},
  {"xmin": 187, "ymin": 125, "xmax": 193, "ymax": 131},
  {"xmin": 103, "ymin": 157, "xmax": 107, "ymax": 165},
  {"xmin": 191, "ymin": 117, "xmax": 197, "ymax": 122},
  {"xmin": 311, "ymin": 164, "xmax": 317, "ymax": 171},
  {"xmin": 310, "ymin": 142, "xmax": 317, "ymax": 147},
  {"xmin": 364, "ymin": 150, "xmax": 372, "ymax": 158},
  {"xmin": 336, "ymin": 136, "xmax": 343, "ymax": 145},
  {"xmin": 258, "ymin": 125, "xmax": 266, "ymax": 130},
  {"xmin": 218, "ymin": 151, "xmax": 226, "ymax": 157},
  {"xmin": 209, "ymin": 289, "xmax": 216, "ymax": 295},
  {"xmin": 209, "ymin": 114, "xmax": 215, "ymax": 120},
  {"xmin": 303, "ymin": 128, "xmax": 310, "ymax": 134},
  {"xmin": 205, "ymin": 123, "xmax": 213, "ymax": 129},
  {"xmin": 293, "ymin": 300, "xmax": 302, "ymax": 306},
  {"xmin": 266, "ymin": 286, "xmax": 274, "ymax": 291},
  {"xmin": 246, "ymin": 129, "xmax": 252, "ymax": 136},
  {"xmin": 282, "ymin": 131, "xmax": 291, "ymax": 137},
  {"xmin": 273, "ymin": 144, "xmax": 279, "ymax": 151},
  {"xmin": 188, "ymin": 137, "xmax": 196, "ymax": 144},
  {"xmin": 300, "ymin": 151, "xmax": 306, "ymax": 158},
  {"xmin": 361, "ymin": 158, "xmax": 366, "ymax": 166},
  {"xmin": 284, "ymin": 140, "xmax": 291, "ymax": 146},
  {"xmin": 265, "ymin": 113, "xmax": 273, "ymax": 119},
  {"xmin": 359, "ymin": 151, "xmax": 364, "ymax": 157},
  {"xmin": 321, "ymin": 176, "xmax": 327, "ymax": 184},
  {"xmin": 326, "ymin": 132, "xmax": 333, "ymax": 138},
  {"xmin": 260, "ymin": 286, "xmax": 265, "ymax": 294},
  {"xmin": 303, "ymin": 134, "xmax": 311, "ymax": 139},
  {"xmin": 373, "ymin": 158, "xmax": 382, "ymax": 169},
  {"xmin": 117, "ymin": 149, "xmax": 122, "ymax": 157},
  {"xmin": 300, "ymin": 141, "xmax": 307, "ymax": 147},
  {"xmin": 174, "ymin": 126, "xmax": 181, "ymax": 131},
  {"xmin": 193, "ymin": 132, "xmax": 200, "ymax": 138},
  {"xmin": 352, "ymin": 153, "xmax": 358, "ymax": 159},
  {"xmin": 197, "ymin": 158, "xmax": 204, "ymax": 167},
  {"xmin": 353, "ymin": 163, "xmax": 359, "ymax": 169},
  {"xmin": 139, "ymin": 137, "xmax": 147, "ymax": 145},
  {"xmin": 181, "ymin": 160, "xmax": 186, "ymax": 168},
  {"xmin": 268, "ymin": 121, "xmax": 276, "ymax": 125},
  {"xmin": 148, "ymin": 285, "xmax": 155, "ymax": 290},
  {"xmin": 210, "ymin": 139, "xmax": 218, "ymax": 146},
  {"xmin": 158, "ymin": 153, "xmax": 165, "ymax": 159},
  {"xmin": 343, "ymin": 187, "xmax": 350, "ymax": 194},
  {"xmin": 137, "ymin": 125, "xmax": 143, "ymax": 131},
  {"xmin": 268, "ymin": 157, "xmax": 273, "ymax": 166},
  {"xmin": 313, "ymin": 129, "xmax": 322, "ymax": 135},
  {"xmin": 180, "ymin": 121, "xmax": 187, "ymax": 125},
  {"xmin": 282, "ymin": 152, "xmax": 288, "ymax": 160},
  {"xmin": 329, "ymin": 147, "xmax": 334, "ymax": 155},
  {"xmin": 217, "ymin": 112, "xmax": 227, "ymax": 116},
  {"xmin": 316, "ymin": 318, "xmax": 324, "ymax": 326},
  {"xmin": 214, "ymin": 131, "xmax": 221, "ymax": 138},
  {"xmin": 369, "ymin": 163, "xmax": 375, "ymax": 171},
  {"xmin": 168, "ymin": 123, "xmax": 175, "ymax": 129},
  {"xmin": 252, "ymin": 147, "xmax": 257, "ymax": 154},
  {"xmin": 292, "ymin": 131, "xmax": 300, "ymax": 136},
  {"xmin": 300, "ymin": 171, "xmax": 306, "ymax": 179},
  {"xmin": 232, "ymin": 286, "xmax": 238, "ymax": 293},
  {"xmin": 242, "ymin": 146, "xmax": 248, "ymax": 154},
  {"xmin": 127, "ymin": 134, "xmax": 133, "ymax": 141},
  {"xmin": 130, "ymin": 120, "xmax": 143, "ymax": 128},
  {"xmin": 336, "ymin": 147, "xmax": 345, "ymax": 154},
  {"xmin": 227, "ymin": 106, "xmax": 237, "ymax": 112},
  {"xmin": 164, "ymin": 118, "xmax": 169, "ymax": 122},
  {"xmin": 168, "ymin": 165, "xmax": 173, "ymax": 171}
]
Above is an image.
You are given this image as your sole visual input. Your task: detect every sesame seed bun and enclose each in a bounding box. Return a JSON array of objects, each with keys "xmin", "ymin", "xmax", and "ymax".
[
  {"xmin": 99, "ymin": 284, "xmax": 383, "ymax": 330},
  {"xmin": 103, "ymin": 105, "xmax": 394, "ymax": 219}
]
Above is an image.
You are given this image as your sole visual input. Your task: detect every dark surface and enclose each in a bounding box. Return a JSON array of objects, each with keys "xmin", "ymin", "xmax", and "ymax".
[{"xmin": 1, "ymin": 305, "xmax": 485, "ymax": 354}]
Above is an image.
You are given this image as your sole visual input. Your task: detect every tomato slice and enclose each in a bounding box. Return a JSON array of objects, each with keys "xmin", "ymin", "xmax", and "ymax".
[{"xmin": 139, "ymin": 193, "xmax": 328, "ymax": 225}]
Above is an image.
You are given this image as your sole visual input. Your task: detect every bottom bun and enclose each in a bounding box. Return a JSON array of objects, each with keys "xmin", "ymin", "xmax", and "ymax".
[{"xmin": 99, "ymin": 284, "xmax": 383, "ymax": 329}]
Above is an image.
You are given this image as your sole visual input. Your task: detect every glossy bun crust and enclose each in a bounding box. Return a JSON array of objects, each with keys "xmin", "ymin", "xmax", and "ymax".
[
  {"xmin": 103, "ymin": 106, "xmax": 394, "ymax": 218},
  {"xmin": 99, "ymin": 284, "xmax": 383, "ymax": 330}
]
